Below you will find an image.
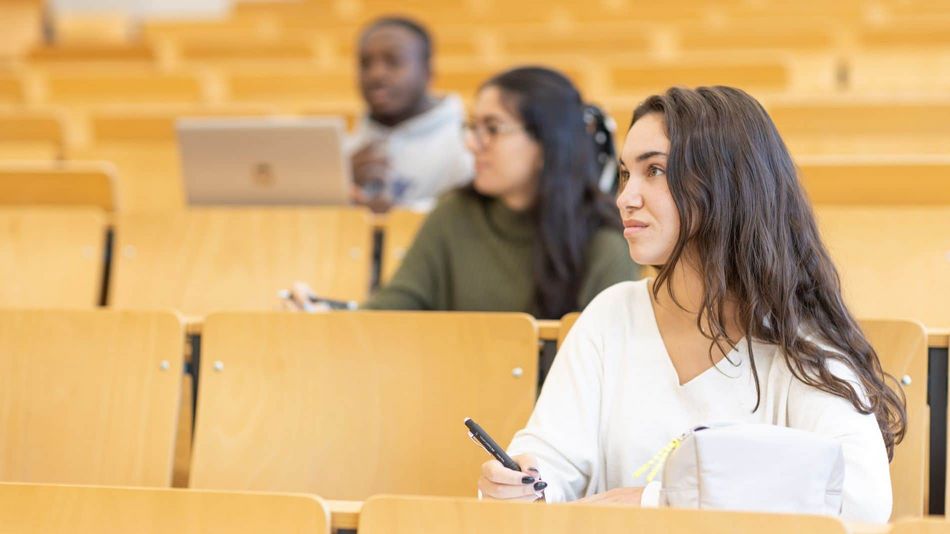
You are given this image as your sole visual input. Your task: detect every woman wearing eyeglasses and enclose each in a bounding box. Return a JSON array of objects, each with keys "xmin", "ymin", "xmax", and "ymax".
[{"xmin": 358, "ymin": 66, "xmax": 638, "ymax": 319}]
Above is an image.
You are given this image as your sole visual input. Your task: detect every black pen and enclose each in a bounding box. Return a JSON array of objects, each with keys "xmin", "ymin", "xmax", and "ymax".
[{"xmin": 465, "ymin": 417, "xmax": 521, "ymax": 472}]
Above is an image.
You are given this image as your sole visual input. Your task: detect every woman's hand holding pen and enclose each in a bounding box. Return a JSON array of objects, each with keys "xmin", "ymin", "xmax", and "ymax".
[
  {"xmin": 279, "ymin": 281, "xmax": 333, "ymax": 313},
  {"xmin": 478, "ymin": 454, "xmax": 547, "ymax": 502}
]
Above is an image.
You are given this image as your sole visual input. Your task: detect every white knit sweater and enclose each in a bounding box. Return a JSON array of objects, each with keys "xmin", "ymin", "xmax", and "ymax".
[{"xmin": 508, "ymin": 279, "xmax": 893, "ymax": 523}]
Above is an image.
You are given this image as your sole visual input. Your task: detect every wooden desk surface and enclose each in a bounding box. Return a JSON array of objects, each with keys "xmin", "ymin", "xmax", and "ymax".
[
  {"xmin": 929, "ymin": 328, "xmax": 949, "ymax": 349},
  {"xmin": 535, "ymin": 321, "xmax": 950, "ymax": 348},
  {"xmin": 327, "ymin": 499, "xmax": 362, "ymax": 531},
  {"xmin": 185, "ymin": 315, "xmax": 202, "ymax": 336},
  {"xmin": 186, "ymin": 316, "xmax": 949, "ymax": 349},
  {"xmin": 326, "ymin": 499, "xmax": 894, "ymax": 533},
  {"xmin": 537, "ymin": 319, "xmax": 560, "ymax": 341},
  {"xmin": 848, "ymin": 523, "xmax": 894, "ymax": 534}
]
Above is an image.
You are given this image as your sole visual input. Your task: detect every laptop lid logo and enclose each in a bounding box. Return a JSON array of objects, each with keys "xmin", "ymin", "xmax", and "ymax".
[{"xmin": 252, "ymin": 162, "xmax": 275, "ymax": 187}]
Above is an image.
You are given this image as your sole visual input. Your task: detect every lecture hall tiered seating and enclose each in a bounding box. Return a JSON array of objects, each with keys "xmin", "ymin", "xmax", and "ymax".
[{"xmin": 1, "ymin": 0, "xmax": 948, "ymax": 531}]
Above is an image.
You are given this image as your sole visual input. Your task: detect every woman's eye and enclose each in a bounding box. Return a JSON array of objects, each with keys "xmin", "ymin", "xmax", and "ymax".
[
  {"xmin": 485, "ymin": 124, "xmax": 500, "ymax": 136},
  {"xmin": 648, "ymin": 165, "xmax": 665, "ymax": 177}
]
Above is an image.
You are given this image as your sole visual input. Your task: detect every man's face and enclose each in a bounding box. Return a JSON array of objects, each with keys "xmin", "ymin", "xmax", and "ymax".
[{"xmin": 358, "ymin": 25, "xmax": 430, "ymax": 122}]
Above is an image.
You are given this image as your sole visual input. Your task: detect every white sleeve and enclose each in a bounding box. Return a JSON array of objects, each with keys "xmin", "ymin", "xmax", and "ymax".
[
  {"xmin": 787, "ymin": 360, "xmax": 893, "ymax": 523},
  {"xmin": 507, "ymin": 305, "xmax": 605, "ymax": 502}
]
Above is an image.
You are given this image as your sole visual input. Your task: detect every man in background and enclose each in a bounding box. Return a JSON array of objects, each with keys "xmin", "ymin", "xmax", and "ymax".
[{"xmin": 349, "ymin": 16, "xmax": 473, "ymax": 213}]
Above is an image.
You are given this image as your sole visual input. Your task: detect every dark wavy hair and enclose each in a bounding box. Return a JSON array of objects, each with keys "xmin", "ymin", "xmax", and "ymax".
[
  {"xmin": 475, "ymin": 66, "xmax": 622, "ymax": 319},
  {"xmin": 630, "ymin": 86, "xmax": 906, "ymax": 458}
]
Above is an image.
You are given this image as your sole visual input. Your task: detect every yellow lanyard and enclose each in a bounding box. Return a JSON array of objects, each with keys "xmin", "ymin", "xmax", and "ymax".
[{"xmin": 632, "ymin": 435, "xmax": 685, "ymax": 483}]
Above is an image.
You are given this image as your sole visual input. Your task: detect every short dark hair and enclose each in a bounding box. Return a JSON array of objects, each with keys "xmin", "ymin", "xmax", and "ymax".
[{"xmin": 360, "ymin": 16, "xmax": 432, "ymax": 63}]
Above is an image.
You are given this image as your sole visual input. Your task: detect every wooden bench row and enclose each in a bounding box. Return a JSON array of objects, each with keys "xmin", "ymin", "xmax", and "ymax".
[
  {"xmin": 8, "ymin": 485, "xmax": 938, "ymax": 534},
  {"xmin": 0, "ymin": 309, "xmax": 934, "ymax": 519},
  {"xmin": 0, "ymin": 195, "xmax": 947, "ymax": 328}
]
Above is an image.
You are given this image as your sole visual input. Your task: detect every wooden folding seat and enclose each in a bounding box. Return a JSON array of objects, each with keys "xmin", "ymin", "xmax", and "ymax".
[
  {"xmin": 0, "ymin": 483, "xmax": 330, "ymax": 533},
  {"xmin": 0, "ymin": 110, "xmax": 67, "ymax": 160},
  {"xmin": 0, "ymin": 161, "xmax": 118, "ymax": 211},
  {"xmin": 190, "ymin": 311, "xmax": 538, "ymax": 500},
  {"xmin": 359, "ymin": 496, "xmax": 848, "ymax": 534},
  {"xmin": 0, "ymin": 208, "xmax": 106, "ymax": 307},
  {"xmin": 110, "ymin": 208, "xmax": 374, "ymax": 316},
  {"xmin": 0, "ymin": 309, "xmax": 184, "ymax": 487},
  {"xmin": 380, "ymin": 209, "xmax": 427, "ymax": 284}
]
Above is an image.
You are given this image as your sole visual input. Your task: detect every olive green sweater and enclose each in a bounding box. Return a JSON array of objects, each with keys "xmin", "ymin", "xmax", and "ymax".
[{"xmin": 363, "ymin": 190, "xmax": 639, "ymax": 318}]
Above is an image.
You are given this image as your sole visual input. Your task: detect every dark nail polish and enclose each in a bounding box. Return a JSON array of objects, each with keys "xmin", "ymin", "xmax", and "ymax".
[
  {"xmin": 521, "ymin": 476, "xmax": 536, "ymax": 484},
  {"xmin": 533, "ymin": 481, "xmax": 548, "ymax": 491}
]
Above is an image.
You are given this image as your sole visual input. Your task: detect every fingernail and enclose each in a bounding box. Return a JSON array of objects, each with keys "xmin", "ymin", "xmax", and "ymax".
[
  {"xmin": 521, "ymin": 476, "xmax": 536, "ymax": 484},
  {"xmin": 533, "ymin": 481, "xmax": 548, "ymax": 491}
]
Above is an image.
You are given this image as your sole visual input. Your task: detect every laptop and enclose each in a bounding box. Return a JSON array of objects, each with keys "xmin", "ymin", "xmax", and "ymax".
[{"xmin": 177, "ymin": 116, "xmax": 350, "ymax": 206}]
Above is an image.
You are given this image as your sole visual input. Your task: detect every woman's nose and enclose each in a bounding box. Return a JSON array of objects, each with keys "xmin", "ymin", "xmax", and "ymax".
[
  {"xmin": 616, "ymin": 178, "xmax": 644, "ymax": 213},
  {"xmin": 463, "ymin": 128, "xmax": 483, "ymax": 153}
]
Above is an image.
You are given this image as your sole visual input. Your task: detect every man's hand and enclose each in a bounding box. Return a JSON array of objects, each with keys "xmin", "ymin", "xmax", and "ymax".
[{"xmin": 351, "ymin": 141, "xmax": 390, "ymax": 188}]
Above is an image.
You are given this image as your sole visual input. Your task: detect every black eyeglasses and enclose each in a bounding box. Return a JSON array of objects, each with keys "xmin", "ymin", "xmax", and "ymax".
[{"xmin": 462, "ymin": 120, "xmax": 525, "ymax": 146}]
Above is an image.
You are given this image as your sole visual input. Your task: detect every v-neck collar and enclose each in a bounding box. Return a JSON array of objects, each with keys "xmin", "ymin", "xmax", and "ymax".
[{"xmin": 639, "ymin": 279, "xmax": 748, "ymax": 387}]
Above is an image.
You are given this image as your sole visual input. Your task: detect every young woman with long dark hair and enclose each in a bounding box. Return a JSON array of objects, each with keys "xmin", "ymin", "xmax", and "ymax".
[
  {"xmin": 360, "ymin": 66, "xmax": 638, "ymax": 318},
  {"xmin": 478, "ymin": 86, "xmax": 906, "ymax": 523}
]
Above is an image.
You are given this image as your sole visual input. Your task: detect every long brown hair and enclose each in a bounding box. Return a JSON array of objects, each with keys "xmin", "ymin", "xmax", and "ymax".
[{"xmin": 631, "ymin": 86, "xmax": 906, "ymax": 458}]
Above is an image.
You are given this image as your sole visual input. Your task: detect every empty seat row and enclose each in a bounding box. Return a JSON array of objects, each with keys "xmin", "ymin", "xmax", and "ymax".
[
  {"xmin": 0, "ymin": 309, "xmax": 538, "ymax": 499},
  {"xmin": 0, "ymin": 200, "xmax": 947, "ymax": 327},
  {"xmin": 0, "ymin": 307, "xmax": 931, "ymax": 519},
  {"xmin": 5, "ymin": 100, "xmax": 950, "ymax": 169},
  {"xmin": 7, "ymin": 485, "xmax": 940, "ymax": 534}
]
